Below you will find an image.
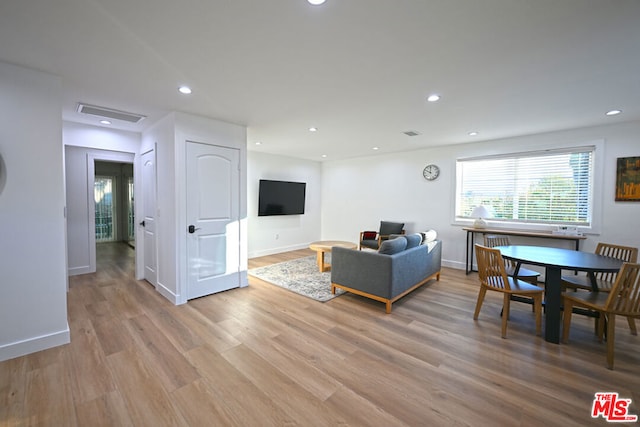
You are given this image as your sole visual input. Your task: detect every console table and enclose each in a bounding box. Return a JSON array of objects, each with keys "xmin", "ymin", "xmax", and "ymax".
[{"xmin": 464, "ymin": 227, "xmax": 586, "ymax": 274}]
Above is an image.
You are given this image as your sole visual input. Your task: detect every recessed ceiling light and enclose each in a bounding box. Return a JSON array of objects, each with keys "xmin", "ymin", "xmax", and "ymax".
[
  {"xmin": 308, "ymin": 0, "xmax": 326, "ymax": 5},
  {"xmin": 468, "ymin": 131, "xmax": 479, "ymax": 136},
  {"xmin": 99, "ymin": 120, "xmax": 112, "ymax": 125},
  {"xmin": 178, "ymin": 86, "xmax": 192, "ymax": 94},
  {"xmin": 309, "ymin": 127, "xmax": 318, "ymax": 132},
  {"xmin": 372, "ymin": 147, "xmax": 379, "ymax": 150},
  {"xmin": 255, "ymin": 141, "xmax": 262, "ymax": 145},
  {"xmin": 427, "ymin": 94, "xmax": 441, "ymax": 102},
  {"xmin": 605, "ymin": 109, "xmax": 622, "ymax": 116},
  {"xmin": 321, "ymin": 154, "xmax": 327, "ymax": 158}
]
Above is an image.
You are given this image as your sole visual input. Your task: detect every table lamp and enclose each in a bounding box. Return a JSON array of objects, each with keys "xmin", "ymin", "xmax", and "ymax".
[{"xmin": 471, "ymin": 205, "xmax": 491, "ymax": 228}]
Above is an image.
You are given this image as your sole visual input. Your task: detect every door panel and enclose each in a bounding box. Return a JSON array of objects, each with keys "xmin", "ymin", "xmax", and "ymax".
[
  {"xmin": 195, "ymin": 234, "xmax": 226, "ymax": 278},
  {"xmin": 186, "ymin": 142, "xmax": 240, "ymax": 299},
  {"xmin": 141, "ymin": 149, "xmax": 157, "ymax": 287}
]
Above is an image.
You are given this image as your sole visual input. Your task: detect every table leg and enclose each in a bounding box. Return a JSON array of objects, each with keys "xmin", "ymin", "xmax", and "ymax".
[
  {"xmin": 545, "ymin": 266, "xmax": 562, "ymax": 344},
  {"xmin": 587, "ymin": 271, "xmax": 599, "ymax": 291},
  {"xmin": 316, "ymin": 250, "xmax": 325, "ymax": 272},
  {"xmin": 466, "ymin": 230, "xmax": 474, "ymax": 274}
]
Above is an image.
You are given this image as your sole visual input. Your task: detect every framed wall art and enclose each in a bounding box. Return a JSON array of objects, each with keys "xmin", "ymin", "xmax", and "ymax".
[{"xmin": 615, "ymin": 156, "xmax": 640, "ymax": 201}]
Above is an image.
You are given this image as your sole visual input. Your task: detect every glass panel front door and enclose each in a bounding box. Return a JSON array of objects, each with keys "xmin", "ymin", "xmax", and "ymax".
[{"xmin": 95, "ymin": 176, "xmax": 115, "ymax": 242}]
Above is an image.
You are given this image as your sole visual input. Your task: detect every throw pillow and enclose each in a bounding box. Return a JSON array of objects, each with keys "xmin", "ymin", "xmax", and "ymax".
[
  {"xmin": 420, "ymin": 229, "xmax": 437, "ymax": 244},
  {"xmin": 378, "ymin": 236, "xmax": 407, "ymax": 254},
  {"xmin": 362, "ymin": 231, "xmax": 377, "ymax": 240},
  {"xmin": 405, "ymin": 233, "xmax": 422, "ymax": 249}
]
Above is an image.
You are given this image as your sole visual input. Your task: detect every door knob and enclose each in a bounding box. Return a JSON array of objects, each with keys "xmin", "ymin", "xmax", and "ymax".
[
  {"xmin": 139, "ymin": 220, "xmax": 145, "ymax": 227},
  {"xmin": 188, "ymin": 225, "xmax": 200, "ymax": 234}
]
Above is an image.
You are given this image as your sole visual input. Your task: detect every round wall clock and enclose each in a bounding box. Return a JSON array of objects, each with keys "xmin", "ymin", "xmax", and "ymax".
[{"xmin": 423, "ymin": 164, "xmax": 440, "ymax": 181}]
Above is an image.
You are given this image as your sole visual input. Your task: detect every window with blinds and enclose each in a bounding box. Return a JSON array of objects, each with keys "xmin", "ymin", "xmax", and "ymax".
[{"xmin": 456, "ymin": 147, "xmax": 595, "ymax": 226}]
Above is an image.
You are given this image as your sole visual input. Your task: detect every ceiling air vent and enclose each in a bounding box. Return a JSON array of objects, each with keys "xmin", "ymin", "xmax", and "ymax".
[
  {"xmin": 77, "ymin": 103, "xmax": 146, "ymax": 123},
  {"xmin": 403, "ymin": 130, "xmax": 421, "ymax": 137}
]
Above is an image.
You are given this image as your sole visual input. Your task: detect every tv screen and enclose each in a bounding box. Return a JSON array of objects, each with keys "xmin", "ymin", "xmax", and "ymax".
[{"xmin": 258, "ymin": 179, "xmax": 306, "ymax": 216}]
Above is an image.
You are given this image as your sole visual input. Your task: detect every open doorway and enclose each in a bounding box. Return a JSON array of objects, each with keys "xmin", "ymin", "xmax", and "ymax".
[
  {"xmin": 64, "ymin": 146, "xmax": 136, "ymax": 277},
  {"xmin": 93, "ymin": 160, "xmax": 135, "ymax": 274},
  {"xmin": 94, "ymin": 161, "xmax": 135, "ymax": 248}
]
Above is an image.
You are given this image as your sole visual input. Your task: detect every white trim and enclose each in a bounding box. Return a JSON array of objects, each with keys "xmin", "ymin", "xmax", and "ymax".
[
  {"xmin": 68, "ymin": 265, "xmax": 93, "ymax": 276},
  {"xmin": 156, "ymin": 280, "xmax": 181, "ymax": 305},
  {"xmin": 0, "ymin": 326, "xmax": 70, "ymax": 362}
]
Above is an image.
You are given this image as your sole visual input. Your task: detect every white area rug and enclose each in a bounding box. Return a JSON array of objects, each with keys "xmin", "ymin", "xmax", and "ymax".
[{"xmin": 248, "ymin": 256, "xmax": 344, "ymax": 302}]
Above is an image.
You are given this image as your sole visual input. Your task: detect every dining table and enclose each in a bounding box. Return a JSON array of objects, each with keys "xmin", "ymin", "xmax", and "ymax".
[{"xmin": 494, "ymin": 245, "xmax": 624, "ymax": 343}]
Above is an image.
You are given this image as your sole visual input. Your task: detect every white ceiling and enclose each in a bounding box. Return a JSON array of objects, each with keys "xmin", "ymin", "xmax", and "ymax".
[{"xmin": 1, "ymin": 0, "xmax": 639, "ymax": 161}]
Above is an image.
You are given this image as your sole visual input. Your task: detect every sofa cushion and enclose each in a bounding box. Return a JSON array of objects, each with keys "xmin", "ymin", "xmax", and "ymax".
[
  {"xmin": 378, "ymin": 236, "xmax": 407, "ymax": 254},
  {"xmin": 405, "ymin": 233, "xmax": 422, "ymax": 249}
]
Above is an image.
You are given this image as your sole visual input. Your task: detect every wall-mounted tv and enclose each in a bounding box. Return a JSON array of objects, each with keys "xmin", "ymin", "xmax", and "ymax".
[{"xmin": 258, "ymin": 179, "xmax": 306, "ymax": 216}]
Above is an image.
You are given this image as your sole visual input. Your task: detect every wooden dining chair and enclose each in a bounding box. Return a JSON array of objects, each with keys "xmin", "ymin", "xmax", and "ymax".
[
  {"xmin": 561, "ymin": 242, "xmax": 638, "ymax": 292},
  {"xmin": 562, "ymin": 262, "xmax": 640, "ymax": 369},
  {"xmin": 483, "ymin": 235, "xmax": 541, "ymax": 284},
  {"xmin": 473, "ymin": 244, "xmax": 544, "ymax": 338},
  {"xmin": 561, "ymin": 242, "xmax": 638, "ymax": 334}
]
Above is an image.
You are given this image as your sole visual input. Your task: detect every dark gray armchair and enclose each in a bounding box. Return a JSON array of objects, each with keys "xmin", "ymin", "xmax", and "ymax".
[{"xmin": 359, "ymin": 221, "xmax": 405, "ymax": 250}]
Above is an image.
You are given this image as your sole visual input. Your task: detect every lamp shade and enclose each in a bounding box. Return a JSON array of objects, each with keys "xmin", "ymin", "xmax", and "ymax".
[{"xmin": 471, "ymin": 205, "xmax": 492, "ymax": 228}]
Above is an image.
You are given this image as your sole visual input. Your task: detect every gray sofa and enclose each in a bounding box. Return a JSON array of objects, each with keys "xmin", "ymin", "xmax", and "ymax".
[{"xmin": 330, "ymin": 237, "xmax": 442, "ymax": 313}]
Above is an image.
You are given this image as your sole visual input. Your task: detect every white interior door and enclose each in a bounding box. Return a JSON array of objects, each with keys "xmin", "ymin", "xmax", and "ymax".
[
  {"xmin": 186, "ymin": 142, "xmax": 240, "ymax": 299},
  {"xmin": 141, "ymin": 149, "xmax": 157, "ymax": 286}
]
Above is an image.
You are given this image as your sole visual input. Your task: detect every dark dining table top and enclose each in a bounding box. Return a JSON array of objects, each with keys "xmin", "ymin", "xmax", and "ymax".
[{"xmin": 494, "ymin": 245, "xmax": 623, "ymax": 272}]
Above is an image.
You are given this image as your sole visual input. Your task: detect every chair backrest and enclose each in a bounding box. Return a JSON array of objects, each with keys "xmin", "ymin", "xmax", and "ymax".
[
  {"xmin": 604, "ymin": 262, "xmax": 640, "ymax": 317},
  {"xmin": 475, "ymin": 244, "xmax": 511, "ymax": 291},
  {"xmin": 483, "ymin": 235, "xmax": 510, "ymax": 248},
  {"xmin": 595, "ymin": 243, "xmax": 639, "ymax": 282},
  {"xmin": 379, "ymin": 221, "xmax": 405, "ymax": 235},
  {"xmin": 483, "ymin": 235, "xmax": 517, "ymax": 268}
]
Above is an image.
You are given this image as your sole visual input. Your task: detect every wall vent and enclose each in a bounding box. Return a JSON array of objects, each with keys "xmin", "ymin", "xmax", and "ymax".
[
  {"xmin": 403, "ymin": 130, "xmax": 421, "ymax": 137},
  {"xmin": 77, "ymin": 103, "xmax": 146, "ymax": 123}
]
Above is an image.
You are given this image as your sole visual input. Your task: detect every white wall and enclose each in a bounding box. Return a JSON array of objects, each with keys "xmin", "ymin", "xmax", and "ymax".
[
  {"xmin": 64, "ymin": 121, "xmax": 141, "ymax": 153},
  {"xmin": 321, "ymin": 121, "xmax": 640, "ymax": 270},
  {"xmin": 0, "ymin": 61, "xmax": 69, "ymax": 361},
  {"xmin": 247, "ymin": 151, "xmax": 322, "ymax": 258}
]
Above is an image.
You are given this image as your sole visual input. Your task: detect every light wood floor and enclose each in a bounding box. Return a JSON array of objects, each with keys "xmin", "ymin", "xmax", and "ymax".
[{"xmin": 1, "ymin": 243, "xmax": 638, "ymax": 426}]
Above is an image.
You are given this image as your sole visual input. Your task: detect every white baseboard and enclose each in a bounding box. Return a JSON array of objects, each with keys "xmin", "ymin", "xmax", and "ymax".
[
  {"xmin": 156, "ymin": 280, "xmax": 182, "ymax": 305},
  {"xmin": 239, "ymin": 270, "xmax": 248, "ymax": 287},
  {"xmin": 68, "ymin": 265, "xmax": 94, "ymax": 276},
  {"xmin": 443, "ymin": 259, "xmax": 465, "ymax": 270},
  {"xmin": 249, "ymin": 243, "xmax": 311, "ymax": 259},
  {"xmin": 0, "ymin": 326, "xmax": 71, "ymax": 362}
]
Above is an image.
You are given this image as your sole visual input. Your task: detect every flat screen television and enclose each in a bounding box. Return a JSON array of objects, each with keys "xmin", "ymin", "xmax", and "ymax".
[{"xmin": 258, "ymin": 179, "xmax": 306, "ymax": 216}]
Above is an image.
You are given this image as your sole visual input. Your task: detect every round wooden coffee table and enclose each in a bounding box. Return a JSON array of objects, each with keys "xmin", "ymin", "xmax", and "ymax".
[{"xmin": 309, "ymin": 240, "xmax": 357, "ymax": 272}]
